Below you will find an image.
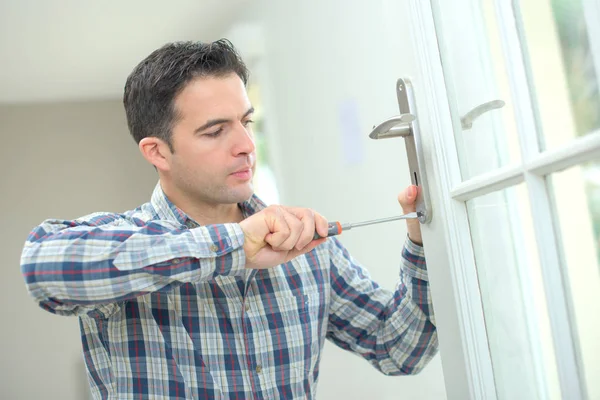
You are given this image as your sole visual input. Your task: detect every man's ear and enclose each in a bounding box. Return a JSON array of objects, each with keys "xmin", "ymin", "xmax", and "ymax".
[{"xmin": 139, "ymin": 137, "xmax": 172, "ymax": 172}]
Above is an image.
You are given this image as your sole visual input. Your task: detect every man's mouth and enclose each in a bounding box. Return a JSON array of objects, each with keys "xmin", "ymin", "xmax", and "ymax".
[{"xmin": 230, "ymin": 167, "xmax": 253, "ymax": 180}]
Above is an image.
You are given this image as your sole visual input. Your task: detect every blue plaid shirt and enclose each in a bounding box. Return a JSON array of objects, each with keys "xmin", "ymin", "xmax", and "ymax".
[{"xmin": 21, "ymin": 182, "xmax": 437, "ymax": 399}]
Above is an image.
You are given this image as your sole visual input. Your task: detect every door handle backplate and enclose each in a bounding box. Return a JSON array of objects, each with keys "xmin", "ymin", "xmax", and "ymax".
[{"xmin": 368, "ymin": 78, "xmax": 432, "ymax": 224}]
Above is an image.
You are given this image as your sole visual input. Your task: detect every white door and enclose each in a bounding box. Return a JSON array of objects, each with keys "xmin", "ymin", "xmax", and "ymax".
[
  {"xmin": 249, "ymin": 0, "xmax": 600, "ymax": 398},
  {"xmin": 406, "ymin": 0, "xmax": 600, "ymax": 399}
]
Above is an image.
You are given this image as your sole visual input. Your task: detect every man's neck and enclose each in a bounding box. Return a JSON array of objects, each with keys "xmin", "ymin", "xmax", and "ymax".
[{"xmin": 161, "ymin": 185, "xmax": 245, "ymax": 226}]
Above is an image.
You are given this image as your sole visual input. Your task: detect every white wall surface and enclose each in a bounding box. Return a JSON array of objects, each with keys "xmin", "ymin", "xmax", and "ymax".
[{"xmin": 0, "ymin": 100, "xmax": 158, "ymax": 399}]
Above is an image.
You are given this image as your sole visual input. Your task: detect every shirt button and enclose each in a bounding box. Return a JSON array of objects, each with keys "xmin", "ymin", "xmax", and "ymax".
[
  {"xmin": 172, "ymin": 258, "xmax": 180, "ymax": 264},
  {"xmin": 255, "ymin": 365, "xmax": 262, "ymax": 374},
  {"xmin": 245, "ymin": 303, "xmax": 250, "ymax": 312},
  {"xmin": 209, "ymin": 244, "xmax": 219, "ymax": 252}
]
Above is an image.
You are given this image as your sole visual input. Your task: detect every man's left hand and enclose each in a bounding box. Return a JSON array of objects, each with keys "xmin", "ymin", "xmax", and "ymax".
[{"xmin": 398, "ymin": 185, "xmax": 423, "ymax": 245}]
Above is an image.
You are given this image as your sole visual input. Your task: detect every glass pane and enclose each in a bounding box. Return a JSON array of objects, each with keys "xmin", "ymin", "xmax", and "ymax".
[
  {"xmin": 466, "ymin": 185, "xmax": 561, "ymax": 399},
  {"xmin": 433, "ymin": 1, "xmax": 523, "ymax": 180},
  {"xmin": 549, "ymin": 161, "xmax": 600, "ymax": 399},
  {"xmin": 518, "ymin": 0, "xmax": 600, "ymax": 150}
]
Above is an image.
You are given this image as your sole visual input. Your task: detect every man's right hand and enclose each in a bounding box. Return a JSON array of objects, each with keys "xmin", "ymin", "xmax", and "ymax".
[{"xmin": 239, "ymin": 205, "xmax": 329, "ymax": 269}]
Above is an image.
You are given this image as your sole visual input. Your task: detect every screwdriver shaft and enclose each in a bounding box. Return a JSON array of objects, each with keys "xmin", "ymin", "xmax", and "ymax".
[
  {"xmin": 345, "ymin": 212, "xmax": 419, "ymax": 230},
  {"xmin": 313, "ymin": 212, "xmax": 420, "ymax": 239}
]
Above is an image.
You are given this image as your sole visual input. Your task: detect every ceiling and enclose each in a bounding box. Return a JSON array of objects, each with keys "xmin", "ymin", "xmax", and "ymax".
[{"xmin": 0, "ymin": 0, "xmax": 250, "ymax": 104}]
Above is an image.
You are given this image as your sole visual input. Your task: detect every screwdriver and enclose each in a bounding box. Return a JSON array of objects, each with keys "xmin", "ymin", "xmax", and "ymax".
[{"xmin": 313, "ymin": 211, "xmax": 421, "ymax": 239}]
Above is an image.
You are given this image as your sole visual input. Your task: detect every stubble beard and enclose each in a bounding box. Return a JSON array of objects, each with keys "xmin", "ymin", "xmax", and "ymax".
[{"xmin": 189, "ymin": 178, "xmax": 254, "ymax": 207}]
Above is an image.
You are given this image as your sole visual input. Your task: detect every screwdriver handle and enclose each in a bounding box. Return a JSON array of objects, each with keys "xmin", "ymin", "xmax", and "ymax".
[{"xmin": 313, "ymin": 221, "xmax": 343, "ymax": 240}]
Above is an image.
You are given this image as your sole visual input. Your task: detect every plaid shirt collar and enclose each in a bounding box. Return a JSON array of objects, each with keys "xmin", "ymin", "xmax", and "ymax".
[{"xmin": 149, "ymin": 181, "xmax": 268, "ymax": 227}]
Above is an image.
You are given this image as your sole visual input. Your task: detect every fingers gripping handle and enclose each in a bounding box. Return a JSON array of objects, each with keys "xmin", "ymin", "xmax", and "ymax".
[{"xmin": 313, "ymin": 221, "xmax": 343, "ymax": 240}]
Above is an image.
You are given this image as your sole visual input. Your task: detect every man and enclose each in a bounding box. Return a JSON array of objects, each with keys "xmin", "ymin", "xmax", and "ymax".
[{"xmin": 21, "ymin": 39, "xmax": 437, "ymax": 399}]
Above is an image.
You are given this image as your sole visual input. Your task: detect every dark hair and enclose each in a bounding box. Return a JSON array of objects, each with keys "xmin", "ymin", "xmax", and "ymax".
[{"xmin": 123, "ymin": 39, "xmax": 249, "ymax": 151}]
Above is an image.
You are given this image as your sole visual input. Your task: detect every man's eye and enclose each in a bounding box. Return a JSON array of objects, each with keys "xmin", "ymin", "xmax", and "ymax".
[
  {"xmin": 205, "ymin": 128, "xmax": 223, "ymax": 137},
  {"xmin": 243, "ymin": 119, "xmax": 255, "ymax": 127}
]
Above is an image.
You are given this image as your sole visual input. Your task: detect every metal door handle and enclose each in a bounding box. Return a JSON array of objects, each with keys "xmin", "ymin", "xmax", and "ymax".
[
  {"xmin": 460, "ymin": 99, "xmax": 505, "ymax": 129},
  {"xmin": 367, "ymin": 78, "xmax": 432, "ymax": 224},
  {"xmin": 369, "ymin": 114, "xmax": 415, "ymax": 139}
]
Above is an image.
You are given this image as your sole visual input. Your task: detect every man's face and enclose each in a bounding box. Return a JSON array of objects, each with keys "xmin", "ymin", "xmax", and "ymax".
[{"xmin": 166, "ymin": 73, "xmax": 256, "ymax": 207}]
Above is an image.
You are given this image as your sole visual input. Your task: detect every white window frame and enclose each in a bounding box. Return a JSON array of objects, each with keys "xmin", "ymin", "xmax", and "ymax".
[{"xmin": 407, "ymin": 0, "xmax": 600, "ymax": 398}]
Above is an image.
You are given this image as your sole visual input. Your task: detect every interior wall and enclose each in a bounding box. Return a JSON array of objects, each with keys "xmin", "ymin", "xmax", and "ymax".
[{"xmin": 0, "ymin": 100, "xmax": 158, "ymax": 399}]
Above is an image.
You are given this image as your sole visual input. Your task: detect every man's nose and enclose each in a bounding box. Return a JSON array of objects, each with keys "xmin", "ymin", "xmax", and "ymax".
[{"xmin": 231, "ymin": 123, "xmax": 255, "ymax": 155}]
